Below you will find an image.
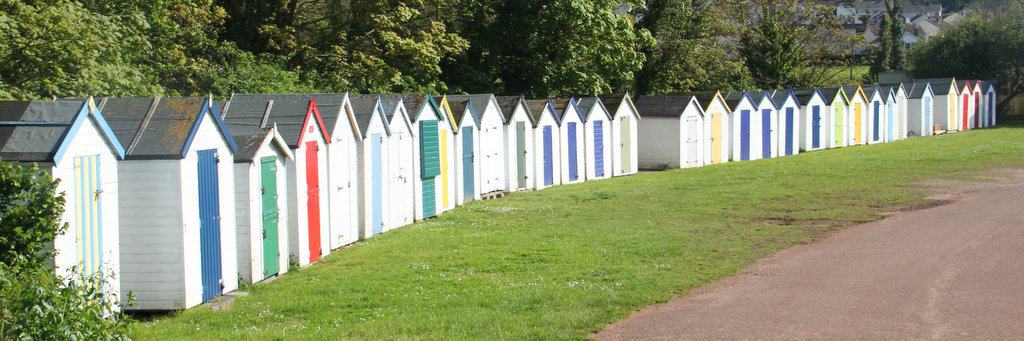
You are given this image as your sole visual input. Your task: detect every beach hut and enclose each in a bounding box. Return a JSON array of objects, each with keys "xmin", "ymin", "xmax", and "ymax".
[
  {"xmin": 983, "ymin": 81, "xmax": 997, "ymax": 127},
  {"xmin": 224, "ymin": 95, "xmax": 331, "ymax": 266},
  {"xmin": 919, "ymin": 78, "xmax": 958, "ymax": 132},
  {"xmin": 861, "ymin": 85, "xmax": 886, "ymax": 144},
  {"xmin": 794, "ymin": 88, "xmax": 829, "ymax": 152},
  {"xmin": 101, "ymin": 96, "xmax": 238, "ymax": 310},
  {"xmin": 819, "ymin": 87, "xmax": 849, "ymax": 148},
  {"xmin": 307, "ymin": 94, "xmax": 359, "ymax": 249},
  {"xmin": 972, "ymin": 80, "xmax": 984, "ymax": 129},
  {"xmin": 724, "ymin": 91, "xmax": 761, "ymax": 161},
  {"xmin": 525, "ymin": 100, "xmax": 562, "ymax": 189},
  {"xmin": 599, "ymin": 94, "xmax": 640, "ymax": 176},
  {"xmin": 749, "ymin": 90, "xmax": 779, "ymax": 159},
  {"xmin": 956, "ymin": 80, "xmax": 974, "ymax": 131},
  {"xmin": 495, "ymin": 96, "xmax": 536, "ymax": 191},
  {"xmin": 907, "ymin": 82, "xmax": 935, "ymax": 137},
  {"xmin": 690, "ymin": 92, "xmax": 731, "ymax": 164},
  {"xmin": 383, "ymin": 94, "xmax": 444, "ymax": 220},
  {"xmin": 349, "ymin": 95, "xmax": 392, "ymax": 238},
  {"xmin": 889, "ymin": 84, "xmax": 909, "ymax": 140},
  {"xmin": 576, "ymin": 97, "xmax": 613, "ymax": 180},
  {"xmin": 771, "ymin": 90, "xmax": 801, "ymax": 156},
  {"xmin": 552, "ymin": 98, "xmax": 585, "ymax": 184},
  {"xmin": 381, "ymin": 98, "xmax": 415, "ymax": 231},
  {"xmin": 218, "ymin": 100, "xmax": 293, "ymax": 284},
  {"xmin": 447, "ymin": 95, "xmax": 506, "ymax": 196},
  {"xmin": 842, "ymin": 85, "xmax": 869, "ymax": 145},
  {"xmin": 634, "ymin": 94, "xmax": 706, "ymax": 168},
  {"xmin": 0, "ymin": 98, "xmax": 125, "ymax": 303},
  {"xmin": 432, "ymin": 96, "xmax": 462, "ymax": 212},
  {"xmin": 443, "ymin": 97, "xmax": 483, "ymax": 204}
]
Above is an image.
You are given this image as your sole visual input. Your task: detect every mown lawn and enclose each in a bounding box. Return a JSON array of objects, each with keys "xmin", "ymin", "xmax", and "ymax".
[
  {"xmin": 823, "ymin": 65, "xmax": 871, "ymax": 85},
  {"xmin": 135, "ymin": 124, "xmax": 1024, "ymax": 339}
]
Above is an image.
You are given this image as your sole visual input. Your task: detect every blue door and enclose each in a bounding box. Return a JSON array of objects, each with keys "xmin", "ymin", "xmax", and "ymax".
[
  {"xmin": 761, "ymin": 109, "xmax": 771, "ymax": 158},
  {"xmin": 785, "ymin": 108, "xmax": 794, "ymax": 155},
  {"xmin": 567, "ymin": 122, "xmax": 578, "ymax": 181},
  {"xmin": 988, "ymin": 96, "xmax": 994, "ymax": 126},
  {"xmin": 740, "ymin": 110, "xmax": 750, "ymax": 161},
  {"xmin": 925, "ymin": 97, "xmax": 932, "ymax": 135},
  {"xmin": 594, "ymin": 121, "xmax": 604, "ymax": 177},
  {"xmin": 873, "ymin": 102, "xmax": 880, "ymax": 141},
  {"xmin": 811, "ymin": 106, "xmax": 821, "ymax": 149},
  {"xmin": 371, "ymin": 134, "xmax": 383, "ymax": 235},
  {"xmin": 197, "ymin": 149, "xmax": 222, "ymax": 302},
  {"xmin": 888, "ymin": 103, "xmax": 895, "ymax": 141},
  {"xmin": 543, "ymin": 126, "xmax": 553, "ymax": 186},
  {"xmin": 461, "ymin": 127, "xmax": 475, "ymax": 199}
]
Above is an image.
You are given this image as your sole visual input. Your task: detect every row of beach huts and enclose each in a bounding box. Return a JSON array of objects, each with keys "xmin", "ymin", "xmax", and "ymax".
[{"xmin": 0, "ymin": 78, "xmax": 995, "ymax": 311}]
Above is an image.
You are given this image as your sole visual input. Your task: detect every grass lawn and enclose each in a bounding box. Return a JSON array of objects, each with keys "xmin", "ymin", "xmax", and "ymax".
[
  {"xmin": 824, "ymin": 65, "xmax": 870, "ymax": 85},
  {"xmin": 134, "ymin": 124, "xmax": 1024, "ymax": 339}
]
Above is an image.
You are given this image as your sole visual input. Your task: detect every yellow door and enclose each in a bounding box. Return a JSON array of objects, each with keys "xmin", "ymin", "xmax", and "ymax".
[
  {"xmin": 854, "ymin": 103, "xmax": 863, "ymax": 144},
  {"xmin": 439, "ymin": 129, "xmax": 450, "ymax": 209},
  {"xmin": 949, "ymin": 96, "xmax": 956, "ymax": 130},
  {"xmin": 711, "ymin": 113, "xmax": 722, "ymax": 163}
]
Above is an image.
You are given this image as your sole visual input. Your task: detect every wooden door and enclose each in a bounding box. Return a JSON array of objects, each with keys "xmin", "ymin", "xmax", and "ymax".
[
  {"xmin": 593, "ymin": 121, "xmax": 604, "ymax": 177},
  {"xmin": 440, "ymin": 129, "xmax": 450, "ymax": 209},
  {"xmin": 811, "ymin": 106, "xmax": 821, "ymax": 149},
  {"xmin": 543, "ymin": 126, "xmax": 553, "ymax": 186},
  {"xmin": 260, "ymin": 157, "xmax": 280, "ymax": 278},
  {"xmin": 197, "ymin": 149, "xmax": 222, "ymax": 302},
  {"xmin": 740, "ymin": 110, "xmax": 751, "ymax": 161},
  {"xmin": 975, "ymin": 94, "xmax": 980, "ymax": 128},
  {"xmin": 873, "ymin": 102, "xmax": 880, "ymax": 142},
  {"xmin": 419, "ymin": 121, "xmax": 438, "ymax": 218},
  {"xmin": 516, "ymin": 122, "xmax": 528, "ymax": 188},
  {"xmin": 461, "ymin": 127, "xmax": 475, "ymax": 200},
  {"xmin": 784, "ymin": 108, "xmax": 794, "ymax": 155},
  {"xmin": 925, "ymin": 97, "xmax": 932, "ymax": 135},
  {"xmin": 854, "ymin": 104, "xmax": 862, "ymax": 144},
  {"xmin": 305, "ymin": 141, "xmax": 321, "ymax": 262},
  {"xmin": 620, "ymin": 116, "xmax": 631, "ymax": 173},
  {"xmin": 684, "ymin": 117, "xmax": 699, "ymax": 166},
  {"xmin": 761, "ymin": 109, "xmax": 771, "ymax": 159},
  {"xmin": 73, "ymin": 155, "xmax": 102, "ymax": 276},
  {"xmin": 962, "ymin": 93, "xmax": 969, "ymax": 130},
  {"xmin": 371, "ymin": 134, "xmax": 383, "ymax": 235},
  {"xmin": 567, "ymin": 122, "xmax": 578, "ymax": 181},
  {"xmin": 888, "ymin": 103, "xmax": 895, "ymax": 141},
  {"xmin": 711, "ymin": 114, "xmax": 723, "ymax": 163},
  {"xmin": 834, "ymin": 105, "xmax": 844, "ymax": 147}
]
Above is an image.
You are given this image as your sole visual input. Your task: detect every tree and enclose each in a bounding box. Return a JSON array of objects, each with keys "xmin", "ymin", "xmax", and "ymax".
[
  {"xmin": 910, "ymin": 0, "xmax": 1024, "ymax": 114},
  {"xmin": 0, "ymin": 162, "xmax": 66, "ymax": 270},
  {"xmin": 869, "ymin": 0, "xmax": 906, "ymax": 80}
]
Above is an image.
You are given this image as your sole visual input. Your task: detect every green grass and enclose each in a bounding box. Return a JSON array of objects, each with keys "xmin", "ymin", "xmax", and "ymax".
[
  {"xmin": 824, "ymin": 65, "xmax": 870, "ymax": 85},
  {"xmin": 135, "ymin": 124, "xmax": 1024, "ymax": 339}
]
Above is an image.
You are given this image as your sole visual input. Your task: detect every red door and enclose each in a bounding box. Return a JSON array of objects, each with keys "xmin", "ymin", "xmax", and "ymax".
[
  {"xmin": 305, "ymin": 141, "xmax": 322, "ymax": 262},
  {"xmin": 974, "ymin": 95, "xmax": 980, "ymax": 128},
  {"xmin": 962, "ymin": 93, "xmax": 969, "ymax": 131}
]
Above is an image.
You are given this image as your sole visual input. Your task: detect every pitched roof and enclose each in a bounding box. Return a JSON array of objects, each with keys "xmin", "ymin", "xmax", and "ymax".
[
  {"xmin": 0, "ymin": 100, "xmax": 121, "ymax": 163},
  {"xmin": 842, "ymin": 86, "xmax": 866, "ymax": 102},
  {"xmin": 771, "ymin": 90, "xmax": 799, "ymax": 107},
  {"xmin": 306, "ymin": 93, "xmax": 346, "ymax": 134},
  {"xmin": 598, "ymin": 94, "xmax": 627, "ymax": 112},
  {"xmin": 524, "ymin": 99, "xmax": 554, "ymax": 126},
  {"xmin": 908, "ymin": 82, "xmax": 932, "ymax": 99},
  {"xmin": 820, "ymin": 87, "xmax": 847, "ymax": 104},
  {"xmin": 748, "ymin": 90, "xmax": 777, "ymax": 107},
  {"xmin": 446, "ymin": 94, "xmax": 492, "ymax": 124},
  {"xmin": 219, "ymin": 98, "xmax": 273, "ymax": 160},
  {"xmin": 384, "ymin": 93, "xmax": 438, "ymax": 123},
  {"xmin": 101, "ymin": 97, "xmax": 234, "ymax": 160},
  {"xmin": 917, "ymin": 78, "xmax": 955, "ymax": 93},
  {"xmin": 575, "ymin": 97, "xmax": 610, "ymax": 121},
  {"xmin": 724, "ymin": 91, "xmax": 753, "ymax": 109},
  {"xmin": 634, "ymin": 95, "xmax": 699, "ymax": 118},
  {"xmin": 549, "ymin": 98, "xmax": 574, "ymax": 122},
  {"xmin": 494, "ymin": 96, "xmax": 524, "ymax": 122},
  {"xmin": 379, "ymin": 98, "xmax": 403, "ymax": 122},
  {"xmin": 792, "ymin": 88, "xmax": 820, "ymax": 104},
  {"xmin": 445, "ymin": 97, "xmax": 473, "ymax": 126},
  {"xmin": 225, "ymin": 94, "xmax": 318, "ymax": 148},
  {"xmin": 348, "ymin": 94, "xmax": 386, "ymax": 135}
]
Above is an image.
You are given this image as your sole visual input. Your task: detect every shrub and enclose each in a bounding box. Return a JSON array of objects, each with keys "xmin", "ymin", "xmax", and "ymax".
[
  {"xmin": 0, "ymin": 162, "xmax": 65, "ymax": 270},
  {"xmin": 0, "ymin": 265, "xmax": 130, "ymax": 339}
]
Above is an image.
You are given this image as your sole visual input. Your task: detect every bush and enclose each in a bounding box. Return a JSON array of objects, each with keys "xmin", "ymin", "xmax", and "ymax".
[
  {"xmin": 0, "ymin": 265, "xmax": 130, "ymax": 339},
  {"xmin": 0, "ymin": 162, "xmax": 65, "ymax": 270}
]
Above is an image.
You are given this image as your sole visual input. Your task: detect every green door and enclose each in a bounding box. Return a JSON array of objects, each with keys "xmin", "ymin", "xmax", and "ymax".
[
  {"xmin": 833, "ymin": 105, "xmax": 844, "ymax": 147},
  {"xmin": 419, "ymin": 120, "xmax": 440, "ymax": 218},
  {"xmin": 516, "ymin": 122, "xmax": 527, "ymax": 189},
  {"xmin": 620, "ymin": 116, "xmax": 631, "ymax": 174},
  {"xmin": 260, "ymin": 157, "xmax": 280, "ymax": 278}
]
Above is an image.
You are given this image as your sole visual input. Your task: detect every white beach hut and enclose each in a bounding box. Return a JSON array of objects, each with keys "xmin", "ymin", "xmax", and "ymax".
[
  {"xmin": 309, "ymin": 94, "xmax": 360, "ymax": 249},
  {"xmin": 447, "ymin": 94, "xmax": 506, "ymax": 196},
  {"xmin": 694, "ymin": 92, "xmax": 731, "ymax": 164},
  {"xmin": 552, "ymin": 98, "xmax": 586, "ymax": 184},
  {"xmin": 0, "ymin": 98, "xmax": 125, "ymax": 304},
  {"xmin": 861, "ymin": 85, "xmax": 886, "ymax": 144},
  {"xmin": 525, "ymin": 99, "xmax": 562, "ymax": 190},
  {"xmin": 842, "ymin": 85, "xmax": 870, "ymax": 145},
  {"xmin": 771, "ymin": 90, "xmax": 801, "ymax": 156},
  {"xmin": 495, "ymin": 96, "xmax": 536, "ymax": 191},
  {"xmin": 348, "ymin": 95, "xmax": 392, "ymax": 238},
  {"xmin": 383, "ymin": 94, "xmax": 444, "ymax": 220},
  {"xmin": 906, "ymin": 82, "xmax": 935, "ymax": 137},
  {"xmin": 432, "ymin": 96, "xmax": 462, "ymax": 212},
  {"xmin": 724, "ymin": 91, "xmax": 761, "ymax": 161},
  {"xmin": 381, "ymin": 98, "xmax": 416, "ymax": 231},
  {"xmin": 634, "ymin": 94, "xmax": 707, "ymax": 168},
  {"xmin": 819, "ymin": 87, "xmax": 849, "ymax": 149},
  {"xmin": 576, "ymin": 97, "xmax": 613, "ymax": 180},
  {"xmin": 918, "ymin": 78, "xmax": 958, "ymax": 132},
  {"xmin": 794, "ymin": 88, "xmax": 829, "ymax": 152},
  {"xmin": 599, "ymin": 94, "xmax": 640, "ymax": 176},
  {"xmin": 101, "ymin": 96, "xmax": 238, "ymax": 310}
]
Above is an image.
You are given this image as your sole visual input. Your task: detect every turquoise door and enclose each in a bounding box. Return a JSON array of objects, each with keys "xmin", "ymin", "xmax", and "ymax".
[
  {"xmin": 371, "ymin": 134, "xmax": 383, "ymax": 235},
  {"xmin": 197, "ymin": 149, "xmax": 222, "ymax": 302},
  {"xmin": 260, "ymin": 157, "xmax": 279, "ymax": 278},
  {"xmin": 461, "ymin": 127, "xmax": 475, "ymax": 200}
]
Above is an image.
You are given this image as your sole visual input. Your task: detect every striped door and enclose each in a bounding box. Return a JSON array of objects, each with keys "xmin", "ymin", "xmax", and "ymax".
[
  {"xmin": 711, "ymin": 114, "xmax": 723, "ymax": 163},
  {"xmin": 461, "ymin": 128, "xmax": 475, "ymax": 199},
  {"xmin": 73, "ymin": 155, "xmax": 102, "ymax": 276},
  {"xmin": 811, "ymin": 106, "xmax": 821, "ymax": 149},
  {"xmin": 197, "ymin": 149, "xmax": 222, "ymax": 302},
  {"xmin": 594, "ymin": 121, "xmax": 604, "ymax": 177},
  {"xmin": 543, "ymin": 126, "xmax": 553, "ymax": 186},
  {"xmin": 873, "ymin": 102, "xmax": 880, "ymax": 142},
  {"xmin": 784, "ymin": 108, "xmax": 794, "ymax": 155},
  {"xmin": 305, "ymin": 141, "xmax": 321, "ymax": 262},
  {"xmin": 761, "ymin": 109, "xmax": 771, "ymax": 159},
  {"xmin": 260, "ymin": 157, "xmax": 280, "ymax": 278},
  {"xmin": 516, "ymin": 122, "xmax": 528, "ymax": 188},
  {"xmin": 740, "ymin": 110, "xmax": 751, "ymax": 161},
  {"xmin": 419, "ymin": 121, "xmax": 439, "ymax": 218},
  {"xmin": 567, "ymin": 122, "xmax": 578, "ymax": 181},
  {"xmin": 854, "ymin": 104, "xmax": 863, "ymax": 144},
  {"xmin": 620, "ymin": 117, "xmax": 631, "ymax": 173},
  {"xmin": 371, "ymin": 134, "xmax": 383, "ymax": 235}
]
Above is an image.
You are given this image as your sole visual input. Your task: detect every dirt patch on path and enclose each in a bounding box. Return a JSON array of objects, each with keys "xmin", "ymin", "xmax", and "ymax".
[{"xmin": 595, "ymin": 169, "xmax": 1024, "ymax": 340}]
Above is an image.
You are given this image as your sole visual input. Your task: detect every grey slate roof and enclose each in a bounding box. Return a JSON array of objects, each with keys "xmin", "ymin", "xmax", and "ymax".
[
  {"xmin": 598, "ymin": 94, "xmax": 627, "ymax": 112},
  {"xmin": 917, "ymin": 78, "xmax": 955, "ymax": 93},
  {"xmin": 100, "ymin": 97, "xmax": 210, "ymax": 159},
  {"xmin": 575, "ymin": 97, "xmax": 610, "ymax": 121},
  {"xmin": 634, "ymin": 95, "xmax": 698, "ymax": 118},
  {"xmin": 381, "ymin": 93, "xmax": 436, "ymax": 123},
  {"xmin": 307, "ymin": 94, "xmax": 345, "ymax": 135},
  {"xmin": 908, "ymin": 83, "xmax": 932, "ymax": 98},
  {"xmin": 724, "ymin": 91, "xmax": 751, "ymax": 109},
  {"xmin": 494, "ymin": 96, "xmax": 528, "ymax": 123},
  {"xmin": 349, "ymin": 94, "xmax": 383, "ymax": 136},
  {"xmin": 549, "ymin": 99, "xmax": 571, "ymax": 122},
  {"xmin": 793, "ymin": 88, "xmax": 819, "ymax": 105},
  {"xmin": 446, "ymin": 94, "xmax": 490, "ymax": 124},
  {"xmin": 861, "ymin": 85, "xmax": 880, "ymax": 98},
  {"xmin": 0, "ymin": 100, "xmax": 84, "ymax": 162},
  {"xmin": 820, "ymin": 87, "xmax": 847, "ymax": 104},
  {"xmin": 447, "ymin": 99, "xmax": 471, "ymax": 126},
  {"xmin": 219, "ymin": 97, "xmax": 275, "ymax": 161},
  {"xmin": 524, "ymin": 99, "xmax": 554, "ymax": 126},
  {"xmin": 226, "ymin": 94, "xmax": 315, "ymax": 148},
  {"xmin": 379, "ymin": 98, "xmax": 403, "ymax": 123},
  {"xmin": 747, "ymin": 90, "xmax": 776, "ymax": 107},
  {"xmin": 771, "ymin": 90, "xmax": 798, "ymax": 107}
]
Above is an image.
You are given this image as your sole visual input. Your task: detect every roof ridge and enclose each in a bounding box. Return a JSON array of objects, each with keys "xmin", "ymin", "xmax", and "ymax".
[
  {"xmin": 260, "ymin": 100, "xmax": 274, "ymax": 129},
  {"xmin": 127, "ymin": 97, "xmax": 161, "ymax": 155}
]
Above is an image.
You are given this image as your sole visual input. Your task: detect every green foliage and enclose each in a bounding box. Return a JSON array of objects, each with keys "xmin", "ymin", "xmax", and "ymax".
[
  {"xmin": 910, "ymin": 0, "xmax": 1024, "ymax": 112},
  {"xmin": 0, "ymin": 264, "xmax": 130, "ymax": 339},
  {"xmin": 868, "ymin": 0, "xmax": 907, "ymax": 81},
  {"xmin": 0, "ymin": 162, "xmax": 65, "ymax": 270}
]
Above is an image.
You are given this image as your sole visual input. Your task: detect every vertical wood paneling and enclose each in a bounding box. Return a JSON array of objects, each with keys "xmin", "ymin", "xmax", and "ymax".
[{"xmin": 197, "ymin": 149, "xmax": 222, "ymax": 302}]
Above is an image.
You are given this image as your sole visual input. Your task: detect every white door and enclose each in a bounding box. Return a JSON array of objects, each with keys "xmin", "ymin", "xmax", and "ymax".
[{"xmin": 684, "ymin": 117, "xmax": 700, "ymax": 166}]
